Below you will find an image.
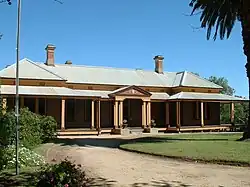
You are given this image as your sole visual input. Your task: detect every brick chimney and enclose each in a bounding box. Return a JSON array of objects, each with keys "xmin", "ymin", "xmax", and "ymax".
[
  {"xmin": 45, "ymin": 44, "xmax": 56, "ymax": 66},
  {"xmin": 154, "ymin": 55, "xmax": 164, "ymax": 74}
]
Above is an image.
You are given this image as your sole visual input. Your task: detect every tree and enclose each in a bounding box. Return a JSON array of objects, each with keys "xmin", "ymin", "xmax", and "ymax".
[
  {"xmin": 207, "ymin": 76, "xmax": 248, "ymax": 125},
  {"xmin": 189, "ymin": 0, "xmax": 250, "ymax": 140},
  {"xmin": 207, "ymin": 76, "xmax": 235, "ymax": 96}
]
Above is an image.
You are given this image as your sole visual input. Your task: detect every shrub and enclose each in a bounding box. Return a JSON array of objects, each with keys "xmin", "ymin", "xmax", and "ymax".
[
  {"xmin": 0, "ymin": 147, "xmax": 8, "ymax": 171},
  {"xmin": 0, "ymin": 111, "xmax": 16, "ymax": 146},
  {"xmin": 19, "ymin": 108, "xmax": 42, "ymax": 148},
  {"xmin": 1, "ymin": 145, "xmax": 45, "ymax": 170},
  {"xmin": 0, "ymin": 107, "xmax": 58, "ymax": 148},
  {"xmin": 37, "ymin": 159, "xmax": 87, "ymax": 187},
  {"xmin": 40, "ymin": 115, "xmax": 57, "ymax": 143}
]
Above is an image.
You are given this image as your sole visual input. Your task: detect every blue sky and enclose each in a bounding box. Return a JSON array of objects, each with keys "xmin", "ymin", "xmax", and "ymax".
[{"xmin": 0, "ymin": 0, "xmax": 247, "ymax": 96}]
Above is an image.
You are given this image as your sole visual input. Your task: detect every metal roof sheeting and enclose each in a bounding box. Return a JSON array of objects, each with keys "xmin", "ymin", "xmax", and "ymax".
[
  {"xmin": 0, "ymin": 59, "xmax": 65, "ymax": 80},
  {"xmin": 169, "ymin": 92, "xmax": 247, "ymax": 101},
  {"xmin": 0, "ymin": 59, "xmax": 222, "ymax": 89},
  {"xmin": 0, "ymin": 85, "xmax": 169, "ymax": 100}
]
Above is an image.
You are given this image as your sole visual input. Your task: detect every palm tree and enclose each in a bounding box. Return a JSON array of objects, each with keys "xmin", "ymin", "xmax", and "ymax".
[{"xmin": 189, "ymin": 0, "xmax": 250, "ymax": 140}]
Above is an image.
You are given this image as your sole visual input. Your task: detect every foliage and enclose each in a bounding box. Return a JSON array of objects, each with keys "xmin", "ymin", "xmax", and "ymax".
[
  {"xmin": 122, "ymin": 119, "xmax": 128, "ymax": 129},
  {"xmin": 40, "ymin": 115, "xmax": 57, "ymax": 143},
  {"xmin": 150, "ymin": 119, "xmax": 157, "ymax": 128},
  {"xmin": 189, "ymin": 0, "xmax": 241, "ymax": 40},
  {"xmin": 207, "ymin": 76, "xmax": 235, "ymax": 96},
  {"xmin": 1, "ymin": 145, "xmax": 45, "ymax": 170},
  {"xmin": 37, "ymin": 159, "xmax": 87, "ymax": 187},
  {"xmin": 235, "ymin": 102, "xmax": 249, "ymax": 125},
  {"xmin": 0, "ymin": 148, "xmax": 7, "ymax": 171},
  {"xmin": 189, "ymin": 74, "xmax": 247, "ymax": 125},
  {"xmin": 207, "ymin": 76, "xmax": 249, "ymax": 125},
  {"xmin": 0, "ymin": 107, "xmax": 58, "ymax": 148},
  {"xmin": 0, "ymin": 111, "xmax": 16, "ymax": 146},
  {"xmin": 19, "ymin": 108, "xmax": 42, "ymax": 148}
]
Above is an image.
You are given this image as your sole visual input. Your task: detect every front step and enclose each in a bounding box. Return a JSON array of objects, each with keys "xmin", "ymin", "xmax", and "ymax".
[{"xmin": 129, "ymin": 127, "xmax": 144, "ymax": 135}]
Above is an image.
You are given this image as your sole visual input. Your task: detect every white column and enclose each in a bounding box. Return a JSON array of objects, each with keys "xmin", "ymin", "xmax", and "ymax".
[
  {"xmin": 61, "ymin": 99, "xmax": 65, "ymax": 130},
  {"xmin": 142, "ymin": 101, "xmax": 146, "ymax": 127},
  {"xmin": 119, "ymin": 101, "xmax": 123, "ymax": 127},
  {"xmin": 147, "ymin": 101, "xmax": 151, "ymax": 126},
  {"xmin": 230, "ymin": 102, "xmax": 235, "ymax": 124},
  {"xmin": 114, "ymin": 100, "xmax": 119, "ymax": 128},
  {"xmin": 201, "ymin": 102, "xmax": 204, "ymax": 127},
  {"xmin": 91, "ymin": 100, "xmax": 95, "ymax": 129}
]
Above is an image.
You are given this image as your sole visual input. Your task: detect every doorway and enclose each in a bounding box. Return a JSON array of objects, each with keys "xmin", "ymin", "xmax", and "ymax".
[{"xmin": 123, "ymin": 99, "xmax": 142, "ymax": 127}]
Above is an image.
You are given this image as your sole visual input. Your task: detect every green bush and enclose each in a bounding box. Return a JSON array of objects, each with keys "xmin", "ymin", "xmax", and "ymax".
[
  {"xmin": 0, "ymin": 147, "xmax": 8, "ymax": 171},
  {"xmin": 37, "ymin": 159, "xmax": 87, "ymax": 187},
  {"xmin": 0, "ymin": 107, "xmax": 58, "ymax": 148},
  {"xmin": 0, "ymin": 111, "xmax": 16, "ymax": 146},
  {"xmin": 1, "ymin": 145, "xmax": 45, "ymax": 170},
  {"xmin": 40, "ymin": 115, "xmax": 57, "ymax": 143},
  {"xmin": 19, "ymin": 108, "xmax": 42, "ymax": 148}
]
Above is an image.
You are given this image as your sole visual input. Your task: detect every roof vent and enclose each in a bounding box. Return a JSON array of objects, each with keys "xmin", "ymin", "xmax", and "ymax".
[{"xmin": 65, "ymin": 60, "xmax": 72, "ymax": 65}]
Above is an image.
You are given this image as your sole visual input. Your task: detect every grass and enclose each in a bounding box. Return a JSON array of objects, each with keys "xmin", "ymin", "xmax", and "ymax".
[
  {"xmin": 0, "ymin": 167, "xmax": 39, "ymax": 187},
  {"xmin": 120, "ymin": 133, "xmax": 250, "ymax": 166}
]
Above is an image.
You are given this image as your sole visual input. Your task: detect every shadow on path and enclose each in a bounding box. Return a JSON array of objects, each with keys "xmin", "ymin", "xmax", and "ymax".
[
  {"xmin": 52, "ymin": 135, "xmax": 231, "ymax": 149},
  {"xmin": 0, "ymin": 171, "xmax": 195, "ymax": 187},
  {"xmin": 53, "ymin": 137, "xmax": 127, "ymax": 148}
]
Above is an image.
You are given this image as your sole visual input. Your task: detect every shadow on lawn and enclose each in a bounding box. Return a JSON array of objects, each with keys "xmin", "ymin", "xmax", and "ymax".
[{"xmin": 0, "ymin": 170, "xmax": 37, "ymax": 187}]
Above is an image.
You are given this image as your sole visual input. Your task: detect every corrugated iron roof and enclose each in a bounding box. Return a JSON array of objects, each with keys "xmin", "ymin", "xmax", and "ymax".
[
  {"xmin": 0, "ymin": 58, "xmax": 222, "ymax": 89},
  {"xmin": 0, "ymin": 59, "xmax": 65, "ymax": 81},
  {"xmin": 169, "ymin": 92, "xmax": 247, "ymax": 101},
  {"xmin": 0, "ymin": 85, "xmax": 170, "ymax": 100}
]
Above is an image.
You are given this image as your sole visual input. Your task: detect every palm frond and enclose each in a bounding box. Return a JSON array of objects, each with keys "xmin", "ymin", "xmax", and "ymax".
[{"xmin": 190, "ymin": 0, "xmax": 241, "ymax": 40}]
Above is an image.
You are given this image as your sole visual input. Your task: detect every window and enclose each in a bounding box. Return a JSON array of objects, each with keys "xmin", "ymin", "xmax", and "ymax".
[{"xmin": 66, "ymin": 99, "xmax": 75, "ymax": 122}]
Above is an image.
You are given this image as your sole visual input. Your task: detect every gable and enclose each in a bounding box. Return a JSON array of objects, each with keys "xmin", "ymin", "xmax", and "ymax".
[
  {"xmin": 109, "ymin": 85, "xmax": 152, "ymax": 97},
  {"xmin": 0, "ymin": 58, "xmax": 65, "ymax": 81}
]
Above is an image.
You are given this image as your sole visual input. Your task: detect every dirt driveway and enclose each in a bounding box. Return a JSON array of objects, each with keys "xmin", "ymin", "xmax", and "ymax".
[{"xmin": 42, "ymin": 135, "xmax": 250, "ymax": 187}]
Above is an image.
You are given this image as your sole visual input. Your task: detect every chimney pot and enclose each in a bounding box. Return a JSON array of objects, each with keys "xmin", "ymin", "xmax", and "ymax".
[
  {"xmin": 65, "ymin": 60, "xmax": 72, "ymax": 65},
  {"xmin": 154, "ymin": 55, "xmax": 164, "ymax": 74},
  {"xmin": 45, "ymin": 44, "xmax": 56, "ymax": 66}
]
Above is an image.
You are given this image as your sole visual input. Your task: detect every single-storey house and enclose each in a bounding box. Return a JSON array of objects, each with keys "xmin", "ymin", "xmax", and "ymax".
[{"xmin": 0, "ymin": 44, "xmax": 247, "ymax": 134}]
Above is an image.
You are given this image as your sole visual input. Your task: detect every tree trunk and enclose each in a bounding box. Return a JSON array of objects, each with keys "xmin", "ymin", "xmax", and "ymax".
[{"xmin": 241, "ymin": 0, "xmax": 250, "ymax": 140}]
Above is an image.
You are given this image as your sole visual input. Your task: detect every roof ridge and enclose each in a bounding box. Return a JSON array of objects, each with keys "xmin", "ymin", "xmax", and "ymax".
[
  {"xmin": 187, "ymin": 72, "xmax": 223, "ymax": 89},
  {"xmin": 27, "ymin": 60, "xmax": 66, "ymax": 80}
]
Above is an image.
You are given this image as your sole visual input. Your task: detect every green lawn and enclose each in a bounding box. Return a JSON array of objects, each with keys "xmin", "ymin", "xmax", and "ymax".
[{"xmin": 120, "ymin": 133, "xmax": 250, "ymax": 166}]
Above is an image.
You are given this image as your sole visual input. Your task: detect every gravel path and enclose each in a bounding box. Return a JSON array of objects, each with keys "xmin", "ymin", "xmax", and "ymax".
[{"xmin": 44, "ymin": 135, "xmax": 250, "ymax": 187}]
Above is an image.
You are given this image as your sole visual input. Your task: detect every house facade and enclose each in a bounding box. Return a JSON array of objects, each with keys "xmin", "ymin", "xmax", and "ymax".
[{"xmin": 0, "ymin": 44, "xmax": 246, "ymax": 133}]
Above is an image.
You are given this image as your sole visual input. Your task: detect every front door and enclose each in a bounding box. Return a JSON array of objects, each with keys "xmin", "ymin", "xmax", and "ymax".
[{"xmin": 123, "ymin": 99, "xmax": 142, "ymax": 127}]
